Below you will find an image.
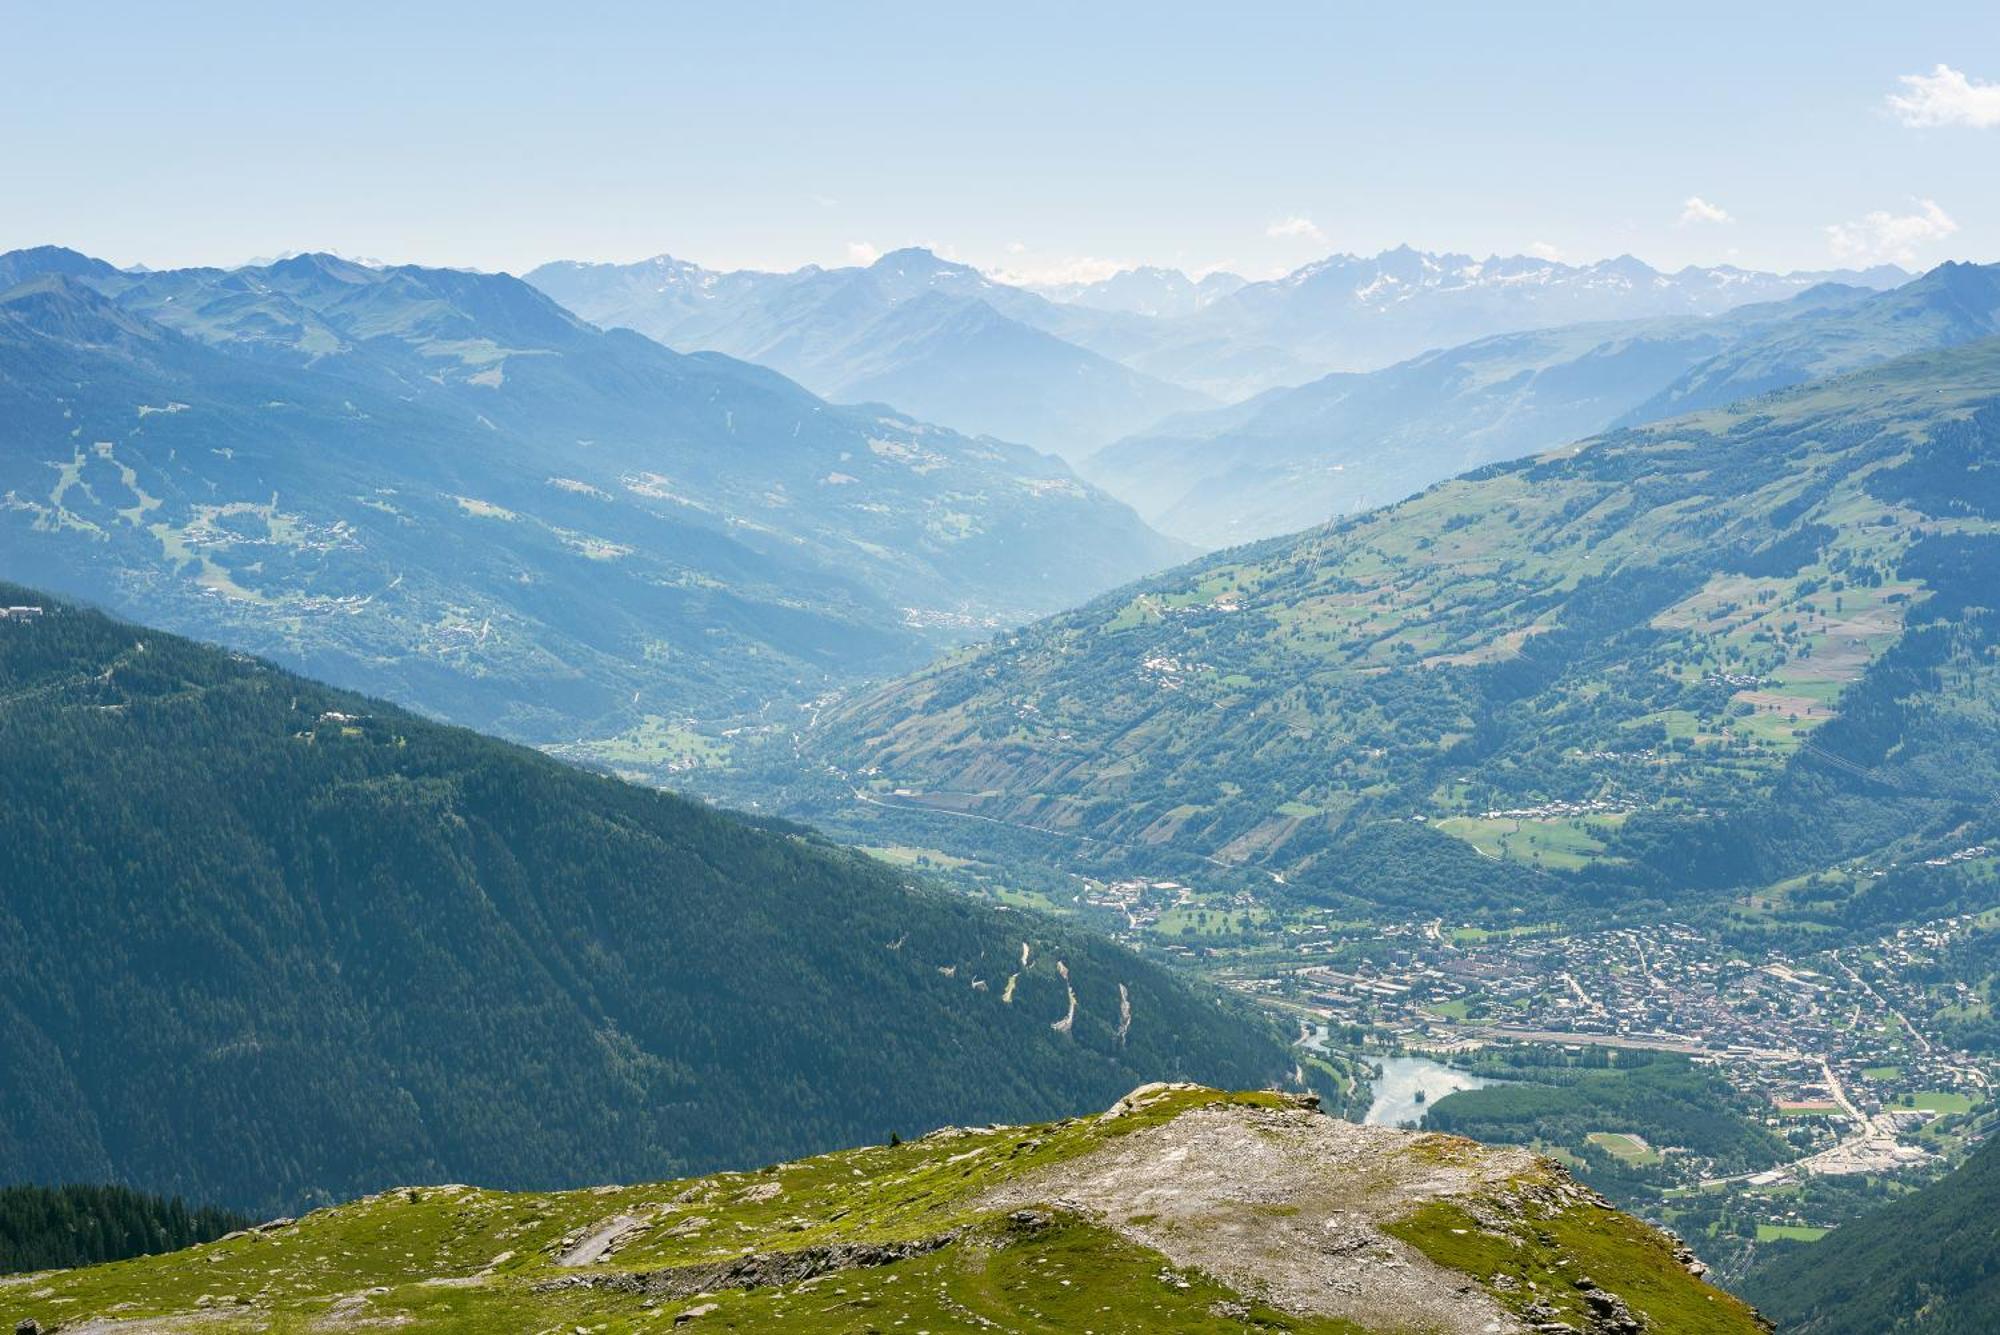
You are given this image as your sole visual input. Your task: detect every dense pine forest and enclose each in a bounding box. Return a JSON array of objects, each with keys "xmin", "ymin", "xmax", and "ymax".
[
  {"xmin": 0, "ymin": 1185, "xmax": 247, "ymax": 1275},
  {"xmin": 0, "ymin": 585, "xmax": 1291, "ymax": 1213},
  {"xmin": 1424, "ymin": 1051, "xmax": 1790, "ymax": 1183}
]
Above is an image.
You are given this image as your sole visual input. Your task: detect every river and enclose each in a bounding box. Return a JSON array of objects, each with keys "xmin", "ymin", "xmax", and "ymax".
[{"xmin": 1362, "ymin": 1055, "xmax": 1496, "ymax": 1128}]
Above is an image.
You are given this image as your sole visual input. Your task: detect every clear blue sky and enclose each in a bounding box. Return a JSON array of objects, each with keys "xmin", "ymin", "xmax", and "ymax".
[{"xmin": 6, "ymin": 0, "xmax": 1998, "ymax": 281}]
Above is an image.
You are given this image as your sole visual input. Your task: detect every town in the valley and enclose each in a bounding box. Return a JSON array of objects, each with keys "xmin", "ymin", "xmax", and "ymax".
[{"xmin": 1033, "ymin": 864, "xmax": 2000, "ymax": 1255}]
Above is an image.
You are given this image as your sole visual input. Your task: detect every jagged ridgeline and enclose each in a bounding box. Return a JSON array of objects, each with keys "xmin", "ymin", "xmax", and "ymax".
[
  {"xmin": 4, "ymin": 1087, "xmax": 1764, "ymax": 1334},
  {"xmin": 804, "ymin": 338, "xmax": 2000, "ymax": 922},
  {"xmin": 0, "ymin": 588, "xmax": 1291, "ymax": 1213}
]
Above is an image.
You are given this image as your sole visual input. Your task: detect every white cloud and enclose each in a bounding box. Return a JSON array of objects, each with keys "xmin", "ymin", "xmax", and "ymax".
[
  {"xmin": 1824, "ymin": 199, "xmax": 1959, "ymax": 265},
  {"xmin": 844, "ymin": 241, "xmax": 880, "ymax": 266},
  {"xmin": 1528, "ymin": 240, "xmax": 1564, "ymax": 262},
  {"xmin": 988, "ymin": 254, "xmax": 1131, "ymax": 288},
  {"xmin": 1679, "ymin": 196, "xmax": 1734, "ymax": 226},
  {"xmin": 1266, "ymin": 215, "xmax": 1327, "ymax": 243},
  {"xmin": 1887, "ymin": 64, "xmax": 2000, "ymax": 129}
]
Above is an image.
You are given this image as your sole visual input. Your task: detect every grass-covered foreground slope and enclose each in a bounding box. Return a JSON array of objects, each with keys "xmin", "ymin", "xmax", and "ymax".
[
  {"xmin": 0, "ymin": 588, "xmax": 1290, "ymax": 1213},
  {"xmin": 801, "ymin": 337, "xmax": 2000, "ymax": 921},
  {"xmin": 0, "ymin": 1086, "xmax": 1763, "ymax": 1334},
  {"xmin": 1737, "ymin": 1130, "xmax": 2000, "ymax": 1334}
]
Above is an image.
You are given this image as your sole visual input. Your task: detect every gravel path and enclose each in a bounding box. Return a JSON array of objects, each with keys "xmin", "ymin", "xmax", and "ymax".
[{"xmin": 978, "ymin": 1090, "xmax": 1536, "ymax": 1334}]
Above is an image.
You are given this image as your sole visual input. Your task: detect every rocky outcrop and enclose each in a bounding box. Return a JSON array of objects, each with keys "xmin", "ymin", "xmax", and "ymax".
[
  {"xmin": 536, "ymin": 1229, "xmax": 969, "ymax": 1299},
  {"xmin": 981, "ymin": 1090, "xmax": 1534, "ymax": 1333}
]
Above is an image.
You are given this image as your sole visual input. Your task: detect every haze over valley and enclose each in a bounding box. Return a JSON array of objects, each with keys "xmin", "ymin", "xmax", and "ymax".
[{"xmin": 6, "ymin": 5, "xmax": 2000, "ymax": 1331}]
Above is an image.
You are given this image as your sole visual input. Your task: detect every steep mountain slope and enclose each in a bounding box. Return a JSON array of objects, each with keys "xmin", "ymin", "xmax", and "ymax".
[
  {"xmin": 795, "ymin": 341, "xmax": 2000, "ymax": 918},
  {"xmin": 0, "ymin": 250, "xmax": 1181, "ymax": 748},
  {"xmin": 5, "ymin": 1086, "xmax": 1763, "ymax": 1334},
  {"xmin": 1625, "ymin": 260, "xmax": 2000, "ymax": 422},
  {"xmin": 527, "ymin": 248, "xmax": 1206, "ymax": 458},
  {"xmin": 1085, "ymin": 283, "xmax": 1879, "ymax": 547},
  {"xmin": 1739, "ymin": 1132, "xmax": 2000, "ymax": 1333},
  {"xmin": 0, "ymin": 588, "xmax": 1292, "ymax": 1212}
]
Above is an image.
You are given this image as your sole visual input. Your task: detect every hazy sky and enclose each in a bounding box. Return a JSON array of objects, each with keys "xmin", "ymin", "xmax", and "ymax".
[{"xmin": 7, "ymin": 1, "xmax": 1998, "ymax": 282}]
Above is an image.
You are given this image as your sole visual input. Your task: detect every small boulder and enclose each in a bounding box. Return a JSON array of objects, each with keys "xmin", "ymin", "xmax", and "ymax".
[{"xmin": 1005, "ymin": 1208, "xmax": 1054, "ymax": 1235}]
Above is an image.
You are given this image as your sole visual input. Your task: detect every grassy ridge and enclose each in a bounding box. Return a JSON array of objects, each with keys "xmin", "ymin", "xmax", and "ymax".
[{"xmin": 4, "ymin": 1090, "xmax": 1758, "ymax": 1334}]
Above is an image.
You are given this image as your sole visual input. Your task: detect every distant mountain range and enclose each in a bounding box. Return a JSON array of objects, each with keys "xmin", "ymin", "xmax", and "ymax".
[
  {"xmin": 1131, "ymin": 247, "xmax": 1909, "ymax": 396},
  {"xmin": 1086, "ymin": 264, "xmax": 2000, "ymax": 548},
  {"xmin": 788, "ymin": 337, "xmax": 2000, "ymax": 921},
  {"xmin": 528, "ymin": 248, "xmax": 1210, "ymax": 460},
  {"xmin": 0, "ymin": 587, "xmax": 1290, "ymax": 1211},
  {"xmin": 0, "ymin": 246, "xmax": 1181, "ymax": 754},
  {"xmin": 530, "ymin": 246, "xmax": 1908, "ymax": 458},
  {"xmin": 1619, "ymin": 259, "xmax": 2000, "ymax": 422},
  {"xmin": 1029, "ymin": 264, "xmax": 1249, "ymax": 318}
]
